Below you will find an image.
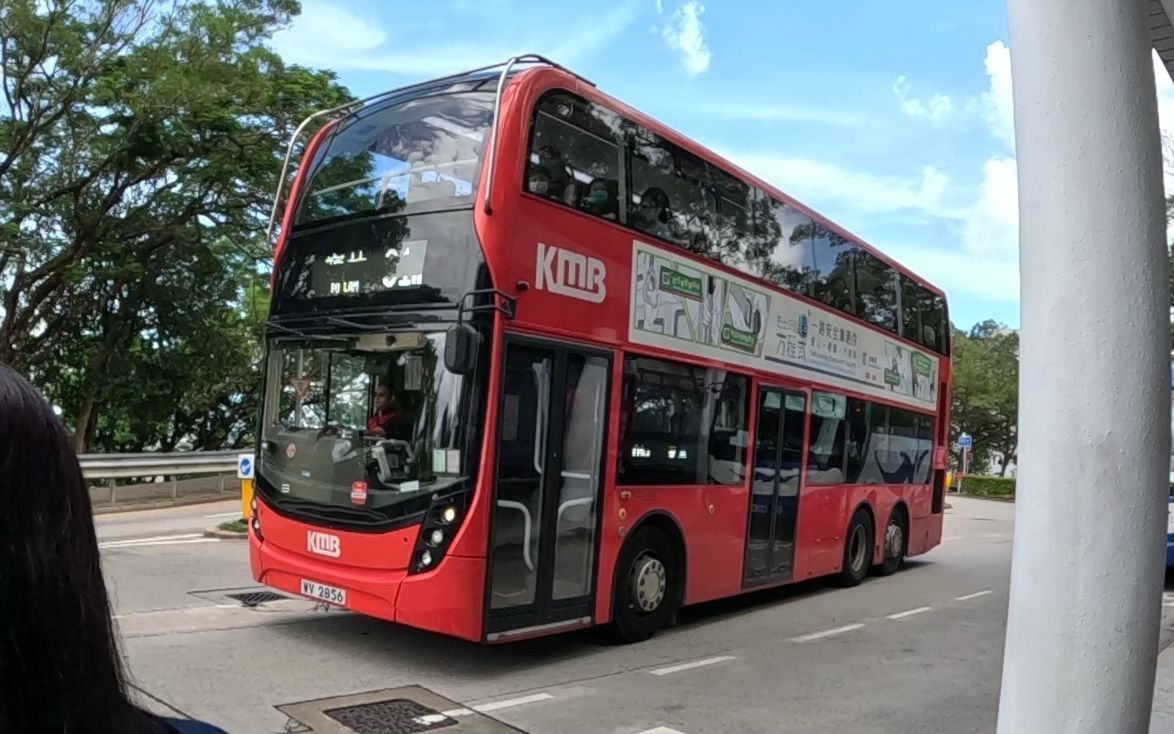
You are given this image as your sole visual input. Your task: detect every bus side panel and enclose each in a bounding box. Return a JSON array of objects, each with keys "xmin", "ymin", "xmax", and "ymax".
[
  {"xmin": 907, "ymin": 484, "xmax": 943, "ymax": 556},
  {"xmin": 795, "ymin": 487, "xmax": 849, "ymax": 579}
]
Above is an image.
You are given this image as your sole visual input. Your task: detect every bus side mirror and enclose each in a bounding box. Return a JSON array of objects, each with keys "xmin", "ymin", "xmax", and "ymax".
[{"xmin": 444, "ymin": 323, "xmax": 480, "ymax": 375}]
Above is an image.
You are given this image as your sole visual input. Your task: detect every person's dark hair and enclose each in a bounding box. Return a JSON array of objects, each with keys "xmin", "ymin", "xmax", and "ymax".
[{"xmin": 0, "ymin": 364, "xmax": 162, "ymax": 733}]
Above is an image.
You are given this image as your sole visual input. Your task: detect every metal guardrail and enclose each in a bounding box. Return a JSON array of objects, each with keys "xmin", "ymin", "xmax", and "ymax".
[
  {"xmin": 78, "ymin": 449, "xmax": 247, "ymax": 479},
  {"xmin": 78, "ymin": 449, "xmax": 253, "ymax": 504}
]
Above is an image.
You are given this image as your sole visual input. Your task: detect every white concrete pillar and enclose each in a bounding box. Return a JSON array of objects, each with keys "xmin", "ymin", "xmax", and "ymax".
[{"xmin": 998, "ymin": 0, "xmax": 1171, "ymax": 731}]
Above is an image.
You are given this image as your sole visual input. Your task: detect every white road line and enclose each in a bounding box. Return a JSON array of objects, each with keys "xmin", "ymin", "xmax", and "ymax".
[
  {"xmin": 204, "ymin": 511, "xmax": 241, "ymax": 519},
  {"xmin": 473, "ymin": 693, "xmax": 554, "ymax": 713},
  {"xmin": 99, "ymin": 533, "xmax": 202, "ymax": 546},
  {"xmin": 956, "ymin": 590, "xmax": 993, "ymax": 601},
  {"xmin": 791, "ymin": 623, "xmax": 865, "ymax": 642},
  {"xmin": 100, "ymin": 538, "xmax": 219, "ymax": 549},
  {"xmin": 886, "ymin": 606, "xmax": 932, "ymax": 620},
  {"xmin": 942, "ymin": 535, "xmax": 963, "ymax": 541},
  {"xmin": 648, "ymin": 655, "xmax": 736, "ymax": 676},
  {"xmin": 980, "ymin": 533, "xmax": 1003, "ymax": 538},
  {"xmin": 635, "ymin": 728, "xmax": 690, "ymax": 734},
  {"xmin": 417, "ymin": 693, "xmax": 554, "ymax": 725}
]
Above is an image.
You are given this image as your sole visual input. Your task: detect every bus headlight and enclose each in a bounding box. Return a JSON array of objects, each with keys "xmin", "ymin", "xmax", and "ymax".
[{"xmin": 410, "ymin": 491, "xmax": 468, "ymax": 574}]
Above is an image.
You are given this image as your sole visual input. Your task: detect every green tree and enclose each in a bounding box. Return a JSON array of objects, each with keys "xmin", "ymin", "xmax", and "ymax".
[
  {"xmin": 950, "ymin": 320, "xmax": 1019, "ymax": 476},
  {"xmin": 0, "ymin": 0, "xmax": 353, "ymax": 451}
]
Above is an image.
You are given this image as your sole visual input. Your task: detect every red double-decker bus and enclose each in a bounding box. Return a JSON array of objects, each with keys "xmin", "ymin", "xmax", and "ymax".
[{"xmin": 250, "ymin": 55, "xmax": 951, "ymax": 644}]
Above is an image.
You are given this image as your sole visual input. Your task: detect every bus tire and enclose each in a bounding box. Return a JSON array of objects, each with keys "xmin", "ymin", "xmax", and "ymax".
[
  {"xmin": 831, "ymin": 508, "xmax": 873, "ymax": 588},
  {"xmin": 874, "ymin": 507, "xmax": 907, "ymax": 577},
  {"xmin": 609, "ymin": 525, "xmax": 678, "ymax": 644}
]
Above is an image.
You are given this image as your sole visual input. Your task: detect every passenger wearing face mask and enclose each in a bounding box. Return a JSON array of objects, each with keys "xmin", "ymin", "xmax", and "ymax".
[
  {"xmin": 527, "ymin": 165, "xmax": 555, "ymax": 199},
  {"xmin": 633, "ymin": 186, "xmax": 673, "ymax": 240},
  {"xmin": 536, "ymin": 145, "xmax": 575, "ymax": 203},
  {"xmin": 582, "ymin": 178, "xmax": 619, "ymax": 220}
]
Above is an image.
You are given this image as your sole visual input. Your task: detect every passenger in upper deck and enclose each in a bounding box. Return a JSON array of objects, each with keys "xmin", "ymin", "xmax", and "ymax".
[
  {"xmin": 536, "ymin": 144, "xmax": 576, "ymax": 204},
  {"xmin": 633, "ymin": 186, "xmax": 673, "ymax": 240},
  {"xmin": 583, "ymin": 178, "xmax": 619, "ymax": 221}
]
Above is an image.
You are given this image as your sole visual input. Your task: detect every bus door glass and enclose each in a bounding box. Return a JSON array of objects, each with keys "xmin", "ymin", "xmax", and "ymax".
[
  {"xmin": 487, "ymin": 338, "xmax": 610, "ymax": 637},
  {"xmin": 744, "ymin": 387, "xmax": 806, "ymax": 585}
]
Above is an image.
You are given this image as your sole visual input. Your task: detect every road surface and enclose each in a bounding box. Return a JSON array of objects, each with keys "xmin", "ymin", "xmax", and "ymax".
[{"xmin": 92, "ymin": 496, "xmax": 1171, "ymax": 734}]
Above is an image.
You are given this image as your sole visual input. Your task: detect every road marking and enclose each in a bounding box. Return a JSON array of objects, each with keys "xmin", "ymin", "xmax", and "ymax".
[
  {"xmin": 886, "ymin": 606, "xmax": 932, "ymax": 620},
  {"xmin": 942, "ymin": 535, "xmax": 963, "ymax": 541},
  {"xmin": 204, "ymin": 511, "xmax": 241, "ymax": 519},
  {"xmin": 100, "ymin": 538, "xmax": 219, "ymax": 549},
  {"xmin": 635, "ymin": 729, "xmax": 690, "ymax": 734},
  {"xmin": 416, "ymin": 693, "xmax": 555, "ymax": 725},
  {"xmin": 649, "ymin": 655, "xmax": 736, "ymax": 676},
  {"xmin": 956, "ymin": 590, "xmax": 993, "ymax": 601},
  {"xmin": 473, "ymin": 693, "xmax": 554, "ymax": 713},
  {"xmin": 980, "ymin": 533, "xmax": 1003, "ymax": 539},
  {"xmin": 99, "ymin": 533, "xmax": 202, "ymax": 546},
  {"xmin": 791, "ymin": 623, "xmax": 865, "ymax": 642}
]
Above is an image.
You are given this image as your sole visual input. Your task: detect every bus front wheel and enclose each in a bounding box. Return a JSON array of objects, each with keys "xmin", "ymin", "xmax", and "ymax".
[
  {"xmin": 831, "ymin": 508, "xmax": 873, "ymax": 588},
  {"xmin": 610, "ymin": 525, "xmax": 678, "ymax": 644}
]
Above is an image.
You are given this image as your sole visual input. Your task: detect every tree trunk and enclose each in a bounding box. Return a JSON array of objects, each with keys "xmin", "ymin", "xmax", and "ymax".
[{"xmin": 72, "ymin": 395, "xmax": 97, "ymax": 454}]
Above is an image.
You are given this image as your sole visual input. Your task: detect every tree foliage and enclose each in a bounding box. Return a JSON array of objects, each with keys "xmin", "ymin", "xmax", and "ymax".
[
  {"xmin": 950, "ymin": 320, "xmax": 1019, "ymax": 475},
  {"xmin": 0, "ymin": 0, "xmax": 352, "ymax": 451}
]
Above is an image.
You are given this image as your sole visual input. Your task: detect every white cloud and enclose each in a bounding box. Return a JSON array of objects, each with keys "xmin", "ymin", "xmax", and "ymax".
[
  {"xmin": 270, "ymin": 2, "xmax": 384, "ymax": 66},
  {"xmin": 657, "ymin": 1, "xmax": 711, "ymax": 76},
  {"xmin": 724, "ymin": 153, "xmax": 959, "ymax": 219},
  {"xmin": 269, "ymin": 0, "xmax": 637, "ymax": 76},
  {"xmin": 979, "ymin": 41, "xmax": 1014, "ymax": 149},
  {"xmin": 893, "ymin": 75, "xmax": 955, "ymax": 123},
  {"xmin": 963, "ymin": 157, "xmax": 1019, "ymax": 258}
]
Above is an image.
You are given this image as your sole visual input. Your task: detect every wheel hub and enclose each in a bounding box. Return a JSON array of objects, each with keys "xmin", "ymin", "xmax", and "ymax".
[
  {"xmin": 885, "ymin": 522, "xmax": 903, "ymax": 559},
  {"xmin": 631, "ymin": 555, "xmax": 666, "ymax": 613}
]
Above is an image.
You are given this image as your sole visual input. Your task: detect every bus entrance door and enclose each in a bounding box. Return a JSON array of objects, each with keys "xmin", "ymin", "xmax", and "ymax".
[
  {"xmin": 743, "ymin": 387, "xmax": 807, "ymax": 586},
  {"xmin": 485, "ymin": 338, "xmax": 611, "ymax": 640}
]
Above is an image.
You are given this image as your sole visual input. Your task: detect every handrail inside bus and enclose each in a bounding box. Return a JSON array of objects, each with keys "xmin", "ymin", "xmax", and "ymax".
[{"xmin": 265, "ymin": 54, "xmax": 591, "ymax": 246}]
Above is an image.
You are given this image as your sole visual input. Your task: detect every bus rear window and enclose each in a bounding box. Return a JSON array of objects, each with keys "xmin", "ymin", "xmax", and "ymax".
[{"xmin": 296, "ymin": 90, "xmax": 495, "ymax": 224}]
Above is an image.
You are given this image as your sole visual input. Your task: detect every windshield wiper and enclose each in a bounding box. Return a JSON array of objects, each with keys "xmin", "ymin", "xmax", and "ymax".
[{"xmin": 265, "ymin": 319, "xmax": 348, "ymax": 341}]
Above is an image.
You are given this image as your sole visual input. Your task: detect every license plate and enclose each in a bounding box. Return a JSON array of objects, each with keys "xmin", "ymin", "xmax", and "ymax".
[{"xmin": 300, "ymin": 578, "xmax": 347, "ymax": 607}]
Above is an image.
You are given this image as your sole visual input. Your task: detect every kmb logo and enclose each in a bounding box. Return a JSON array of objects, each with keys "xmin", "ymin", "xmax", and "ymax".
[
  {"xmin": 307, "ymin": 530, "xmax": 340, "ymax": 558},
  {"xmin": 535, "ymin": 242, "xmax": 606, "ymax": 303}
]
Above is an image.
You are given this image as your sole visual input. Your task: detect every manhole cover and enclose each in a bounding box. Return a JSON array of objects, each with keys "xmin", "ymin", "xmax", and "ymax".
[
  {"xmin": 324, "ymin": 699, "xmax": 455, "ymax": 733},
  {"xmin": 225, "ymin": 590, "xmax": 288, "ymax": 607}
]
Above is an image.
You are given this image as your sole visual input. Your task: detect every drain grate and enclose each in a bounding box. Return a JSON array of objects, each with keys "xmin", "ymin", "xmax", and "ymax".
[
  {"xmin": 323, "ymin": 699, "xmax": 456, "ymax": 733},
  {"xmin": 225, "ymin": 590, "xmax": 288, "ymax": 607}
]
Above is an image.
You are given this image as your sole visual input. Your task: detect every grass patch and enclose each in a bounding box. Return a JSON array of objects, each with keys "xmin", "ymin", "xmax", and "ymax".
[{"xmin": 217, "ymin": 518, "xmax": 248, "ymax": 533}]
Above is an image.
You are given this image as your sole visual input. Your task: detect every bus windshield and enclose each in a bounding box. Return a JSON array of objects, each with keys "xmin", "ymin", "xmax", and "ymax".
[
  {"xmin": 295, "ymin": 88, "xmax": 495, "ymax": 225},
  {"xmin": 259, "ymin": 330, "xmax": 474, "ymax": 518}
]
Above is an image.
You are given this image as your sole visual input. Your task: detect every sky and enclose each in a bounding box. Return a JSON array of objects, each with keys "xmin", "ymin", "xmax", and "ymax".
[{"xmin": 269, "ymin": 0, "xmax": 1174, "ymax": 331}]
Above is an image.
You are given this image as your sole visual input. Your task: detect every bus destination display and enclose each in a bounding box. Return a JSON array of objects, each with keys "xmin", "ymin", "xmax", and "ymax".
[{"xmin": 308, "ymin": 239, "xmax": 428, "ymax": 297}]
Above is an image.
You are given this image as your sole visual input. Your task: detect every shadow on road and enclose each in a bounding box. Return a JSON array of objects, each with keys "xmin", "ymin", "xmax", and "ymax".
[{"xmin": 265, "ymin": 558, "xmax": 940, "ymax": 679}]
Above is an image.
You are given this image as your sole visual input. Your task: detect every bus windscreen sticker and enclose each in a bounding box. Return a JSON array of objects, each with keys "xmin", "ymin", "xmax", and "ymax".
[{"xmin": 628, "ymin": 240, "xmax": 939, "ymax": 410}]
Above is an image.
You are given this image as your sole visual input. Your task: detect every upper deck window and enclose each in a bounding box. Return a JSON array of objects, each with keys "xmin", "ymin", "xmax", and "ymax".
[
  {"xmin": 296, "ymin": 89, "xmax": 495, "ymax": 225},
  {"xmin": 522, "ymin": 88, "xmax": 949, "ymax": 356}
]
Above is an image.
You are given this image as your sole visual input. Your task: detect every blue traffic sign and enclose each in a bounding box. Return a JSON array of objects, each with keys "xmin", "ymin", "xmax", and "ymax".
[
  {"xmin": 959, "ymin": 434, "xmax": 973, "ymax": 449},
  {"xmin": 236, "ymin": 453, "xmax": 254, "ymax": 479}
]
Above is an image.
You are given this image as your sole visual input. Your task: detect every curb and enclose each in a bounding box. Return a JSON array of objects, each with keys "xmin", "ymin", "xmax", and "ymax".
[
  {"xmin": 204, "ymin": 525, "xmax": 248, "ymax": 540},
  {"xmin": 93, "ymin": 493, "xmax": 241, "ymax": 515},
  {"xmin": 954, "ymin": 493, "xmax": 1015, "ymax": 504}
]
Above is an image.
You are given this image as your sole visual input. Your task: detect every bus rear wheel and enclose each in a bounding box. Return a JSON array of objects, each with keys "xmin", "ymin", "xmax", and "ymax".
[
  {"xmin": 831, "ymin": 508, "xmax": 873, "ymax": 588},
  {"xmin": 874, "ymin": 509, "xmax": 907, "ymax": 576},
  {"xmin": 610, "ymin": 525, "xmax": 678, "ymax": 644}
]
